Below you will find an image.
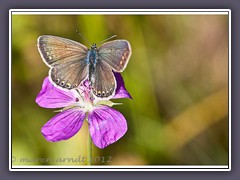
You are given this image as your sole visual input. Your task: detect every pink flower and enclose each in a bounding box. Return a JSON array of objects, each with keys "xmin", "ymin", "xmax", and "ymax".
[{"xmin": 36, "ymin": 73, "xmax": 132, "ymax": 149}]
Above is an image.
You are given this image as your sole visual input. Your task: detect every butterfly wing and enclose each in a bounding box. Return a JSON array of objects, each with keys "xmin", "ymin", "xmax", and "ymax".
[
  {"xmin": 37, "ymin": 35, "xmax": 89, "ymax": 89},
  {"xmin": 97, "ymin": 40, "xmax": 131, "ymax": 72},
  {"xmin": 91, "ymin": 60, "xmax": 116, "ymax": 99}
]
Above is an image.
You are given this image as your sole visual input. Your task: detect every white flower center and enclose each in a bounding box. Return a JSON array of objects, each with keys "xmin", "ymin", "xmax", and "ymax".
[
  {"xmin": 70, "ymin": 87, "xmax": 117, "ymax": 113},
  {"xmin": 70, "ymin": 89, "xmax": 95, "ymax": 112}
]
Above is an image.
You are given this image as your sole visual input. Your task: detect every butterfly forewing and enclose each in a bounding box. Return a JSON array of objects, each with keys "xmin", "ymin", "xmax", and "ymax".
[
  {"xmin": 98, "ymin": 40, "xmax": 131, "ymax": 72},
  {"xmin": 38, "ymin": 35, "xmax": 88, "ymax": 66},
  {"xmin": 91, "ymin": 61, "xmax": 116, "ymax": 99},
  {"xmin": 38, "ymin": 35, "xmax": 89, "ymax": 89}
]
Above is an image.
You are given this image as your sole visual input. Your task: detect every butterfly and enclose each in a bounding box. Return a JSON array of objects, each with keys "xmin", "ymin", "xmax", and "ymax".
[{"xmin": 37, "ymin": 35, "xmax": 131, "ymax": 99}]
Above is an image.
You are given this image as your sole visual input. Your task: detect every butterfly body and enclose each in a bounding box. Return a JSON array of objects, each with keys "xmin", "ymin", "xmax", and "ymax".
[
  {"xmin": 37, "ymin": 35, "xmax": 131, "ymax": 99},
  {"xmin": 87, "ymin": 44, "xmax": 98, "ymax": 85}
]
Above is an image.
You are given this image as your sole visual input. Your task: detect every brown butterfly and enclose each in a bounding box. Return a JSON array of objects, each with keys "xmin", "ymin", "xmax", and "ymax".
[{"xmin": 37, "ymin": 35, "xmax": 131, "ymax": 99}]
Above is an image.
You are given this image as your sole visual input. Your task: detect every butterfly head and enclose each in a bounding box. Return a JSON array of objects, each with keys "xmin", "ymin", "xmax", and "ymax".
[{"xmin": 91, "ymin": 43, "xmax": 97, "ymax": 50}]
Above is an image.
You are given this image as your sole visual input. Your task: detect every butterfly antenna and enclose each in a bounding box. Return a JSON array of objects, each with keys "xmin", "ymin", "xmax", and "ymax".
[
  {"xmin": 76, "ymin": 30, "xmax": 91, "ymax": 46},
  {"xmin": 98, "ymin": 35, "xmax": 117, "ymax": 45}
]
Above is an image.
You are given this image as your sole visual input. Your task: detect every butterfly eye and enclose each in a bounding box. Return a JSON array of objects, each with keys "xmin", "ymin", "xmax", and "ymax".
[{"xmin": 60, "ymin": 81, "xmax": 65, "ymax": 86}]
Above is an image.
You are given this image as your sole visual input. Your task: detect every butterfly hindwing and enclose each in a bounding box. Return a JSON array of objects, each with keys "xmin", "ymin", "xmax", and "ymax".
[
  {"xmin": 37, "ymin": 35, "xmax": 89, "ymax": 89},
  {"xmin": 50, "ymin": 59, "xmax": 88, "ymax": 89},
  {"xmin": 91, "ymin": 61, "xmax": 116, "ymax": 99},
  {"xmin": 98, "ymin": 40, "xmax": 131, "ymax": 72}
]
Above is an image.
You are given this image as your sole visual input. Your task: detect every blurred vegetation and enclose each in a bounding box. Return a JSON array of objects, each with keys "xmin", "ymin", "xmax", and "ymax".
[{"xmin": 11, "ymin": 14, "xmax": 229, "ymax": 166}]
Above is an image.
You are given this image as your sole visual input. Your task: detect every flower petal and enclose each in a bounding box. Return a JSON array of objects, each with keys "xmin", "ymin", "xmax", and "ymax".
[
  {"xmin": 88, "ymin": 106, "xmax": 127, "ymax": 149},
  {"xmin": 41, "ymin": 108, "xmax": 85, "ymax": 142},
  {"xmin": 36, "ymin": 77, "xmax": 77, "ymax": 108},
  {"xmin": 112, "ymin": 73, "xmax": 132, "ymax": 99}
]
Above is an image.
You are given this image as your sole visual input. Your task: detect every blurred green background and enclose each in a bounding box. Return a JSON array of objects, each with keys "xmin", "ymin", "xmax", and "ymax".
[{"xmin": 11, "ymin": 14, "xmax": 229, "ymax": 166}]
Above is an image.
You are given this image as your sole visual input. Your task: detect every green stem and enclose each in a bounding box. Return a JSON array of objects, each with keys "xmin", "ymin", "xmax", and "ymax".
[{"xmin": 87, "ymin": 121, "xmax": 92, "ymax": 165}]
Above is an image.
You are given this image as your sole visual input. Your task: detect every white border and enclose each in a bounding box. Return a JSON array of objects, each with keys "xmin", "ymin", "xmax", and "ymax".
[
  {"xmin": 9, "ymin": 9, "xmax": 231, "ymax": 171},
  {"xmin": 11, "ymin": 165, "xmax": 228, "ymax": 171},
  {"xmin": 11, "ymin": 9, "xmax": 229, "ymax": 15}
]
